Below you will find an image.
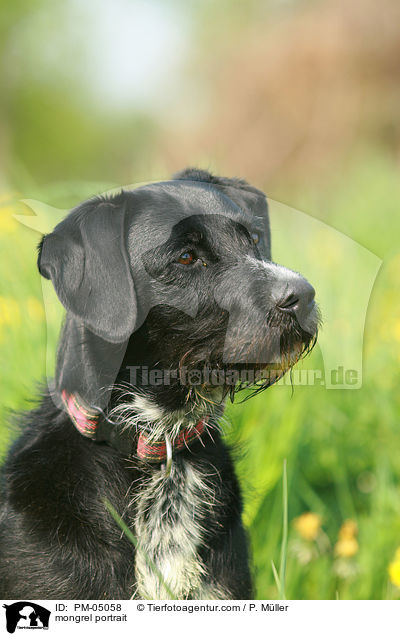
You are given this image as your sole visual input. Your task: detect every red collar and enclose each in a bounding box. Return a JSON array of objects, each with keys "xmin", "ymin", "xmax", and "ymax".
[
  {"xmin": 61, "ymin": 390, "xmax": 208, "ymax": 462},
  {"xmin": 136, "ymin": 419, "xmax": 207, "ymax": 462}
]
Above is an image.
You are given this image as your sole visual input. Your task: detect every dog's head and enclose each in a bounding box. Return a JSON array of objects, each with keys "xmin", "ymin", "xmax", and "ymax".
[{"xmin": 38, "ymin": 169, "xmax": 319, "ymax": 407}]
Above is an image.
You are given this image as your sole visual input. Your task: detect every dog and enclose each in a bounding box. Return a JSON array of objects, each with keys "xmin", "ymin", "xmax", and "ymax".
[{"xmin": 0, "ymin": 169, "xmax": 318, "ymax": 600}]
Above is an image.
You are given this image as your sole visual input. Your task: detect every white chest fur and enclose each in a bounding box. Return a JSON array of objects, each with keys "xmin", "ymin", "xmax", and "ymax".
[{"xmin": 134, "ymin": 460, "xmax": 226, "ymax": 600}]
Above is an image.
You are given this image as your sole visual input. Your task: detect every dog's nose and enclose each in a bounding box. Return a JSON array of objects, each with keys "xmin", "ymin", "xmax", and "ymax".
[{"xmin": 276, "ymin": 278, "xmax": 315, "ymax": 318}]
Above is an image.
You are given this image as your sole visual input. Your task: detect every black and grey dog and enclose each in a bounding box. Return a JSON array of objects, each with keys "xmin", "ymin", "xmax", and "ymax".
[{"xmin": 0, "ymin": 169, "xmax": 318, "ymax": 600}]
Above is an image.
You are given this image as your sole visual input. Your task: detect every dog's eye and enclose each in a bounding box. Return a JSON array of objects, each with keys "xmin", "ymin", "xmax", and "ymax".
[
  {"xmin": 251, "ymin": 232, "xmax": 259, "ymax": 245},
  {"xmin": 178, "ymin": 251, "xmax": 195, "ymax": 265}
]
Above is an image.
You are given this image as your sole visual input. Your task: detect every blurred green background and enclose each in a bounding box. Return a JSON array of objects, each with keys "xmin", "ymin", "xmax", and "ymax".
[{"xmin": 1, "ymin": 0, "xmax": 400, "ymax": 600}]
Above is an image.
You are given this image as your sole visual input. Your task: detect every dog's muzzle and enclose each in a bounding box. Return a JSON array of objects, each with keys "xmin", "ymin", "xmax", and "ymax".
[{"xmin": 214, "ymin": 258, "xmax": 319, "ymax": 370}]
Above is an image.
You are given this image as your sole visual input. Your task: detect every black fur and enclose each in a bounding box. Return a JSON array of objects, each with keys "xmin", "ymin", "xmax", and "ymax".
[{"xmin": 0, "ymin": 169, "xmax": 318, "ymax": 599}]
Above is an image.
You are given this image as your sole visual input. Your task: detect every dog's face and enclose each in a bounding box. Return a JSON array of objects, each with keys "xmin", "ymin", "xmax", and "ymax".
[
  {"xmin": 128, "ymin": 188, "xmax": 318, "ymax": 397},
  {"xmin": 38, "ymin": 171, "xmax": 318, "ymax": 404}
]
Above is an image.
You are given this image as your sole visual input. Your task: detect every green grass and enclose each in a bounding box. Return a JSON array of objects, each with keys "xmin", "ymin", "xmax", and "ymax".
[
  {"xmin": 1, "ymin": 151, "xmax": 400, "ymax": 599},
  {"xmin": 271, "ymin": 459, "xmax": 288, "ymax": 599}
]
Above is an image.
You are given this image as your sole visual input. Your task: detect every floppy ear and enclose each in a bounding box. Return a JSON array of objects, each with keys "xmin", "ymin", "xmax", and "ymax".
[
  {"xmin": 38, "ymin": 196, "xmax": 137, "ymax": 344},
  {"xmin": 173, "ymin": 168, "xmax": 271, "ymax": 259}
]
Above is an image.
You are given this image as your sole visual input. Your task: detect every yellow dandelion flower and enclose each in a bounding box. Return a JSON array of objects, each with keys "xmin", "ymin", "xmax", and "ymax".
[
  {"xmin": 388, "ymin": 559, "xmax": 400, "ymax": 588},
  {"xmin": 26, "ymin": 297, "xmax": 45, "ymax": 322},
  {"xmin": 293, "ymin": 512, "xmax": 322, "ymax": 541},
  {"xmin": 0, "ymin": 297, "xmax": 21, "ymax": 326},
  {"xmin": 338, "ymin": 520, "xmax": 358, "ymax": 540},
  {"xmin": 393, "ymin": 321, "xmax": 400, "ymax": 343},
  {"xmin": 0, "ymin": 205, "xmax": 18, "ymax": 233},
  {"xmin": 334, "ymin": 537, "xmax": 359, "ymax": 558}
]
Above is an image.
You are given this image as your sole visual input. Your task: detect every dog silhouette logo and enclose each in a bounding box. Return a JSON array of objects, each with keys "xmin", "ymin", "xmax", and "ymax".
[{"xmin": 3, "ymin": 602, "xmax": 50, "ymax": 633}]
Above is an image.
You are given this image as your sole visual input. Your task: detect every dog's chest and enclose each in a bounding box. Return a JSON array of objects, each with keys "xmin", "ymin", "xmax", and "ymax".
[{"xmin": 134, "ymin": 459, "xmax": 219, "ymax": 599}]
